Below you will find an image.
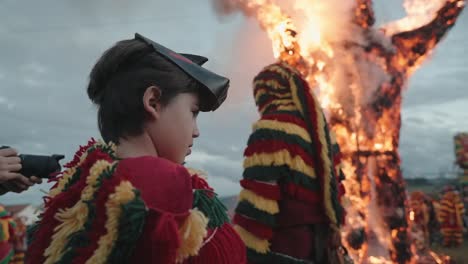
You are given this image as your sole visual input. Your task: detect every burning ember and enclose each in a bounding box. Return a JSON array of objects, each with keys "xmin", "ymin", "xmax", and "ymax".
[{"xmin": 213, "ymin": 0, "xmax": 465, "ymax": 263}]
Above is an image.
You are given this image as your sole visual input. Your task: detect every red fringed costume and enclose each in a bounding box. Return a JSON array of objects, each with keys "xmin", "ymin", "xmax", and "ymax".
[
  {"xmin": 233, "ymin": 62, "xmax": 348, "ymax": 263},
  {"xmin": 0, "ymin": 205, "xmax": 15, "ymax": 264},
  {"xmin": 25, "ymin": 139, "xmax": 246, "ymax": 263},
  {"xmin": 439, "ymin": 188, "xmax": 465, "ymax": 247},
  {"xmin": 409, "ymin": 191, "xmax": 431, "ymax": 249}
]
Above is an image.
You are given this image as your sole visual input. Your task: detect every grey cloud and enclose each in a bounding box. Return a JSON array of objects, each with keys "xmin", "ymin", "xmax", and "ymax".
[{"xmin": 400, "ymin": 98, "xmax": 468, "ymax": 177}]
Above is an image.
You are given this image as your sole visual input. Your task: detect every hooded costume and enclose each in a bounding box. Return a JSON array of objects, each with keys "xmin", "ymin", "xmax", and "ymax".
[{"xmin": 233, "ymin": 62, "xmax": 346, "ymax": 263}]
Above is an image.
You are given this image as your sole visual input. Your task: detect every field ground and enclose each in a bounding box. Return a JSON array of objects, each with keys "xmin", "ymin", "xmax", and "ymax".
[{"xmin": 432, "ymin": 240, "xmax": 468, "ymax": 264}]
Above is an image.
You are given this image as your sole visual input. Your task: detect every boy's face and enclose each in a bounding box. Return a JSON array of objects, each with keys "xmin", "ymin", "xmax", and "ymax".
[{"xmin": 148, "ymin": 92, "xmax": 200, "ymax": 164}]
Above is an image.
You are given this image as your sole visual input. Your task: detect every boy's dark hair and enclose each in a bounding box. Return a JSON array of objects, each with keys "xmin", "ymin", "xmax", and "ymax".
[{"xmin": 87, "ymin": 39, "xmax": 199, "ymax": 143}]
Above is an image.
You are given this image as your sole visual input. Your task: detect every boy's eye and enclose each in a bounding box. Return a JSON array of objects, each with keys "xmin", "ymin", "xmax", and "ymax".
[{"xmin": 192, "ymin": 110, "xmax": 199, "ymax": 117}]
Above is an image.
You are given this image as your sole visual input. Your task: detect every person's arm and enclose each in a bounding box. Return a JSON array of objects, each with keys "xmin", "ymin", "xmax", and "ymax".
[{"xmin": 0, "ymin": 147, "xmax": 42, "ymax": 195}]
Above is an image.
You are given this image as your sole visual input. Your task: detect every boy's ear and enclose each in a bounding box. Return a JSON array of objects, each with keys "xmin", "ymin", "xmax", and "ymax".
[{"xmin": 143, "ymin": 86, "xmax": 162, "ymax": 119}]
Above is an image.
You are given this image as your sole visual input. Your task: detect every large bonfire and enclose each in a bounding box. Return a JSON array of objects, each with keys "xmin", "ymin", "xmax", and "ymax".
[{"xmin": 212, "ymin": 0, "xmax": 465, "ymax": 263}]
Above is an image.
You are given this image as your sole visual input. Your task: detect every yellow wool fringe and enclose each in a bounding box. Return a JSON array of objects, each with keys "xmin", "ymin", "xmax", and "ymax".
[
  {"xmin": 93, "ymin": 139, "xmax": 115, "ymax": 151},
  {"xmin": 86, "ymin": 181, "xmax": 135, "ymax": 264},
  {"xmin": 253, "ymin": 79, "xmax": 288, "ymax": 91},
  {"xmin": 106, "ymin": 141, "xmax": 117, "ymax": 153},
  {"xmin": 176, "ymin": 208, "xmax": 209, "ymax": 263},
  {"xmin": 244, "ymin": 150, "xmax": 316, "ymax": 179},
  {"xmin": 43, "ymin": 202, "xmax": 89, "ymax": 264},
  {"xmin": 1, "ymin": 218, "xmax": 12, "ymax": 241},
  {"xmin": 269, "ymin": 64, "xmax": 297, "ymax": 80},
  {"xmin": 49, "ymin": 167, "xmax": 77, "ymax": 198},
  {"xmin": 44, "ymin": 160, "xmax": 112, "ymax": 264},
  {"xmin": 263, "ymin": 98, "xmax": 295, "ymax": 107},
  {"xmin": 275, "ymin": 105, "xmax": 298, "ymax": 112},
  {"xmin": 233, "ymin": 225, "xmax": 270, "ymax": 254},
  {"xmin": 239, "ymin": 189, "xmax": 279, "ymax": 214},
  {"xmin": 253, "ymin": 119, "xmax": 311, "ymax": 143},
  {"xmin": 259, "ymin": 99, "xmax": 296, "ymax": 113}
]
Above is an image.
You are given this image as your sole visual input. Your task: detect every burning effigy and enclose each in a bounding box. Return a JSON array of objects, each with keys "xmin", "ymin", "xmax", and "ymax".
[{"xmin": 212, "ymin": 0, "xmax": 465, "ymax": 263}]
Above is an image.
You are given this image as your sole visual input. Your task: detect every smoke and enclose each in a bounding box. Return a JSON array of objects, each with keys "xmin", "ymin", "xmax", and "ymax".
[
  {"xmin": 210, "ymin": 0, "xmax": 241, "ymax": 15},
  {"xmin": 208, "ymin": 0, "xmax": 395, "ymax": 110},
  {"xmin": 382, "ymin": 0, "xmax": 448, "ymax": 35}
]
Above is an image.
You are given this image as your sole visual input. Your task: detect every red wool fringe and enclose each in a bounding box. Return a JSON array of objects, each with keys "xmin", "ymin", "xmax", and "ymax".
[
  {"xmin": 64, "ymin": 139, "xmax": 97, "ymax": 169},
  {"xmin": 283, "ymin": 183, "xmax": 321, "ymax": 204},
  {"xmin": 240, "ymin": 179, "xmax": 281, "ymax": 201},
  {"xmin": 244, "ymin": 140, "xmax": 315, "ymax": 168},
  {"xmin": 184, "ymin": 223, "xmax": 247, "ymax": 264},
  {"xmin": 233, "ymin": 214, "xmax": 273, "ymax": 240},
  {"xmin": 192, "ymin": 175, "xmax": 213, "ymax": 191},
  {"xmin": 26, "ymin": 148, "xmax": 112, "ymax": 264}
]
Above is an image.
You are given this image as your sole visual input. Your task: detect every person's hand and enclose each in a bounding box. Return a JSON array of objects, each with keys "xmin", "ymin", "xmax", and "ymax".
[
  {"xmin": 0, "ymin": 147, "xmax": 21, "ymax": 183},
  {"xmin": 0, "ymin": 147, "xmax": 42, "ymax": 195}
]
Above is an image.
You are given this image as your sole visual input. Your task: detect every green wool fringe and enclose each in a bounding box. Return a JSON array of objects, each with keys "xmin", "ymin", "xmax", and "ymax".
[
  {"xmin": 62, "ymin": 168, "xmax": 82, "ymax": 193},
  {"xmin": 57, "ymin": 164, "xmax": 117, "ymax": 264},
  {"xmin": 256, "ymin": 90, "xmax": 292, "ymax": 108},
  {"xmin": 0, "ymin": 210, "xmax": 8, "ymax": 218},
  {"xmin": 108, "ymin": 189, "xmax": 147, "ymax": 264},
  {"xmin": 244, "ymin": 166, "xmax": 320, "ymax": 192},
  {"xmin": 193, "ymin": 189, "xmax": 230, "ymax": 228},
  {"xmin": 243, "ymin": 166, "xmax": 283, "ymax": 182},
  {"xmin": 256, "ymin": 94, "xmax": 273, "ymax": 108},
  {"xmin": 248, "ymin": 128, "xmax": 316, "ymax": 156},
  {"xmin": 235, "ymin": 201, "xmax": 276, "ymax": 227}
]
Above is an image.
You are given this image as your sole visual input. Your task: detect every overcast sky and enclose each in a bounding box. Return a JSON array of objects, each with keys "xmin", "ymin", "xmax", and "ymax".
[{"xmin": 1, "ymin": 0, "xmax": 466, "ymax": 205}]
